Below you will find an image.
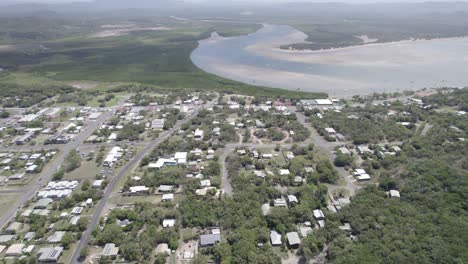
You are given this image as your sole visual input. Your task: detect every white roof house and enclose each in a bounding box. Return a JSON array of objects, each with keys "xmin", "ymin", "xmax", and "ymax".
[
  {"xmin": 162, "ymin": 193, "xmax": 175, "ymax": 202},
  {"xmin": 279, "ymin": 169, "xmax": 290, "ymax": 176},
  {"xmin": 46, "ymin": 180, "xmax": 78, "ymax": 190},
  {"xmin": 129, "ymin": 186, "xmax": 149, "ymax": 194},
  {"xmin": 6, "ymin": 222, "xmax": 22, "ymax": 234},
  {"xmin": 270, "ymin": 231, "xmax": 282, "ymax": 246},
  {"xmin": 19, "ymin": 114, "xmax": 39, "ymax": 123},
  {"xmin": 285, "ymin": 151, "xmax": 295, "ymax": 160},
  {"xmin": 286, "ymin": 232, "xmax": 301, "ymax": 247},
  {"xmin": 38, "ymin": 247, "xmax": 63, "ymax": 262},
  {"xmin": 162, "ymin": 219, "xmax": 176, "ymax": 228},
  {"xmin": 313, "ymin": 209, "xmax": 325, "ymax": 220},
  {"xmin": 353, "ymin": 169, "xmax": 371, "ymax": 181},
  {"xmin": 108, "ymin": 133, "xmax": 117, "ymax": 141},
  {"xmin": 357, "ymin": 145, "xmax": 372, "ymax": 153},
  {"xmin": 0, "ymin": 235, "xmax": 15, "ymax": 243},
  {"xmin": 102, "ymin": 243, "xmax": 119, "ymax": 257},
  {"xmin": 174, "ymin": 152, "xmax": 188, "ymax": 164},
  {"xmin": 324, "ymin": 127, "xmax": 337, "ymax": 135},
  {"xmin": 389, "ymin": 190, "xmax": 400, "ymax": 198},
  {"xmin": 47, "ymin": 231, "xmax": 66, "ymax": 243},
  {"xmin": 158, "ymin": 185, "xmax": 174, "ymax": 193},
  {"xmin": 149, "ymin": 158, "xmax": 175, "ymax": 169},
  {"xmin": 288, "ymin": 195, "xmax": 299, "ymax": 204},
  {"xmin": 151, "ymin": 119, "xmax": 165, "ymax": 130},
  {"xmin": 299, "ymin": 226, "xmax": 313, "ymax": 238},
  {"xmin": 24, "ymin": 232, "xmax": 35, "ymax": 241},
  {"xmin": 391, "ymin": 146, "xmax": 402, "ymax": 152},
  {"xmin": 25, "ymin": 164, "xmax": 38, "ymax": 173},
  {"xmin": 314, "ymin": 99, "xmax": 333, "ymax": 105},
  {"xmin": 274, "ymin": 198, "xmax": 287, "ymax": 207},
  {"xmin": 71, "ymin": 206, "xmax": 83, "ymax": 215},
  {"xmin": 88, "ymin": 112, "xmax": 102, "ymax": 120},
  {"xmin": 34, "ymin": 198, "xmax": 54, "ymax": 209},
  {"xmin": 261, "ymin": 203, "xmax": 271, "ymax": 216},
  {"xmin": 194, "ymin": 128, "xmax": 204, "ymax": 140},
  {"xmin": 156, "ymin": 243, "xmax": 171, "ymax": 255},
  {"xmin": 70, "ymin": 216, "xmax": 80, "ymax": 225},
  {"xmin": 338, "ymin": 147, "xmax": 351, "ymax": 155},
  {"xmin": 317, "ymin": 220, "xmax": 326, "ymax": 228},
  {"xmin": 5, "ymin": 244, "xmax": 25, "ymax": 256},
  {"xmin": 92, "ymin": 179, "xmax": 104, "ymax": 188},
  {"xmin": 253, "ymin": 170, "xmax": 266, "ymax": 178},
  {"xmin": 103, "ymin": 146, "xmax": 123, "ymax": 167},
  {"xmin": 200, "ymin": 180, "xmax": 211, "ymax": 187}
]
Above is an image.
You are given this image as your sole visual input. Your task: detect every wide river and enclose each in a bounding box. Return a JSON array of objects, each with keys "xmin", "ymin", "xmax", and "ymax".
[{"xmin": 191, "ymin": 24, "xmax": 468, "ymax": 97}]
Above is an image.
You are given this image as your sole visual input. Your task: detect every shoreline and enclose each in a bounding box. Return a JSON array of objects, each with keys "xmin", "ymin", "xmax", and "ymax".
[
  {"xmin": 277, "ymin": 35, "xmax": 468, "ymax": 54},
  {"xmin": 191, "ymin": 24, "xmax": 468, "ymax": 97}
]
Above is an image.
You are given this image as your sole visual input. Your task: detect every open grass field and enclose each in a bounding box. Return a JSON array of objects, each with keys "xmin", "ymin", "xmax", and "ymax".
[
  {"xmin": 64, "ymin": 160, "xmax": 100, "ymax": 181},
  {"xmin": 0, "ymin": 193, "xmax": 20, "ymax": 215},
  {"xmin": 108, "ymin": 194, "xmax": 162, "ymax": 206}
]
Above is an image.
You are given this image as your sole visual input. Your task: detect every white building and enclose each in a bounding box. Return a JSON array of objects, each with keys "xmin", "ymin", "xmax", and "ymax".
[
  {"xmin": 270, "ymin": 231, "xmax": 282, "ymax": 246},
  {"xmin": 103, "ymin": 147, "xmax": 123, "ymax": 167},
  {"xmin": 194, "ymin": 128, "xmax": 204, "ymax": 140}
]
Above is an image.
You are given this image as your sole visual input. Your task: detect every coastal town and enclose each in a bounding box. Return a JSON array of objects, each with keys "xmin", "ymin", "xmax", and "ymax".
[{"xmin": 0, "ymin": 87, "xmax": 465, "ymax": 264}]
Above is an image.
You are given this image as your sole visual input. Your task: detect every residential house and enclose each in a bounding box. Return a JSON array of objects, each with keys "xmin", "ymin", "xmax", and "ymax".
[
  {"xmin": 161, "ymin": 193, "xmax": 175, "ymax": 202},
  {"xmin": 38, "ymin": 247, "xmax": 63, "ymax": 262},
  {"xmin": 194, "ymin": 128, "xmax": 204, "ymax": 140},
  {"xmin": 102, "ymin": 243, "xmax": 119, "ymax": 258},
  {"xmin": 199, "ymin": 234, "xmax": 221, "ymax": 247},
  {"xmin": 151, "ymin": 119, "xmax": 165, "ymax": 130},
  {"xmin": 5, "ymin": 244, "xmax": 24, "ymax": 257},
  {"xmin": 274, "ymin": 198, "xmax": 287, "ymax": 207},
  {"xmin": 270, "ymin": 231, "xmax": 282, "ymax": 246},
  {"xmin": 286, "ymin": 232, "xmax": 301, "ymax": 248}
]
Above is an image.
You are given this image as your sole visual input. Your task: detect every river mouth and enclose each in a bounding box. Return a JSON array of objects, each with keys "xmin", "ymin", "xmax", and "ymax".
[{"xmin": 191, "ymin": 24, "xmax": 468, "ymax": 97}]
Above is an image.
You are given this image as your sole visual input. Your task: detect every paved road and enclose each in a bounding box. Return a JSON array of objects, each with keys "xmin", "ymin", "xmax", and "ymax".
[
  {"xmin": 0, "ymin": 112, "xmax": 114, "ymax": 229},
  {"xmin": 70, "ymin": 105, "xmax": 210, "ymax": 263}
]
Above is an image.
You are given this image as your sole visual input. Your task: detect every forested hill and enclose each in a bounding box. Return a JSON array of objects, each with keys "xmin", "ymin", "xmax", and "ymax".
[{"xmin": 314, "ymin": 89, "xmax": 468, "ymax": 263}]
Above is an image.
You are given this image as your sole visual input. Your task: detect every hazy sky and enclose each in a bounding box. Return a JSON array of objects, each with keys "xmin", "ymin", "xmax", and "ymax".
[
  {"xmin": 7, "ymin": 0, "xmax": 466, "ymax": 3},
  {"xmin": 4, "ymin": 0, "xmax": 467, "ymax": 5}
]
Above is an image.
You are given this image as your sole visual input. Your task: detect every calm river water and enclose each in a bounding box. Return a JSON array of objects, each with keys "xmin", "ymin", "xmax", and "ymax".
[{"xmin": 191, "ymin": 24, "xmax": 468, "ymax": 97}]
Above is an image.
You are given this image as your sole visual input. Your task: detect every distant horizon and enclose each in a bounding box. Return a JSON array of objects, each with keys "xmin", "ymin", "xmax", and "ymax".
[{"xmin": 4, "ymin": 0, "xmax": 468, "ymax": 4}]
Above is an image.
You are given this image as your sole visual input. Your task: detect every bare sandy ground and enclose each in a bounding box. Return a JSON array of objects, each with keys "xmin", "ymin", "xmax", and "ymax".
[
  {"xmin": 197, "ymin": 56, "xmax": 378, "ymax": 97},
  {"xmin": 354, "ymin": 35, "xmax": 378, "ymax": 43},
  {"xmin": 0, "ymin": 44, "xmax": 48, "ymax": 53},
  {"xmin": 92, "ymin": 26, "xmax": 170, "ymax": 38},
  {"xmin": 0, "ymin": 45, "xmax": 16, "ymax": 52},
  {"xmin": 69, "ymin": 81, "xmax": 100, "ymax": 89},
  {"xmin": 245, "ymin": 32, "xmax": 464, "ymax": 66}
]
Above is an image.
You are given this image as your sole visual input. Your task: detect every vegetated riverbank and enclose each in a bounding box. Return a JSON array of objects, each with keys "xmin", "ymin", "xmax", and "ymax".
[
  {"xmin": 280, "ymin": 34, "xmax": 468, "ymax": 52},
  {"xmin": 279, "ymin": 15, "xmax": 468, "ymax": 51},
  {"xmin": 0, "ymin": 20, "xmax": 325, "ymax": 99}
]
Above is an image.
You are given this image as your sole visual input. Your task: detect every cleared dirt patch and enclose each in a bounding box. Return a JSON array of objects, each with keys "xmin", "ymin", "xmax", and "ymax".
[
  {"xmin": 68, "ymin": 81, "xmax": 100, "ymax": 89},
  {"xmin": 92, "ymin": 26, "xmax": 171, "ymax": 38}
]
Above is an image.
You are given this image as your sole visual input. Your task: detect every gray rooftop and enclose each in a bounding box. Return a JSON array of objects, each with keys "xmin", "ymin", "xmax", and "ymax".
[
  {"xmin": 38, "ymin": 247, "xmax": 63, "ymax": 262},
  {"xmin": 286, "ymin": 232, "xmax": 301, "ymax": 246},
  {"xmin": 200, "ymin": 233, "xmax": 221, "ymax": 246}
]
